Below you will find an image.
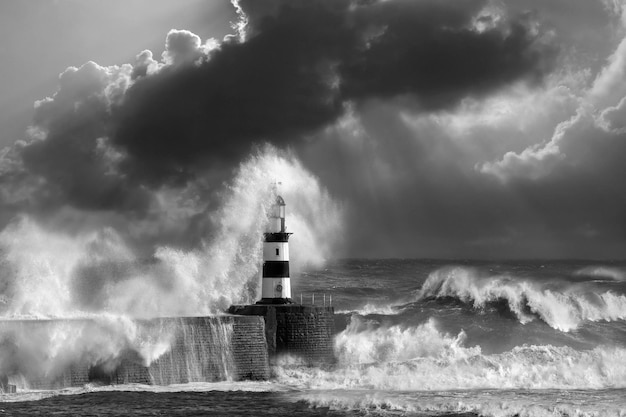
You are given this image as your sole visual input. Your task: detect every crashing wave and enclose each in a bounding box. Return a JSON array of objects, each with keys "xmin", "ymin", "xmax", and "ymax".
[
  {"xmin": 275, "ymin": 316, "xmax": 626, "ymax": 391},
  {"xmin": 415, "ymin": 266, "xmax": 626, "ymax": 331},
  {"xmin": 575, "ymin": 266, "xmax": 626, "ymax": 281},
  {"xmin": 0, "ymin": 148, "xmax": 342, "ymax": 383},
  {"xmin": 335, "ymin": 303, "xmax": 404, "ymax": 316}
]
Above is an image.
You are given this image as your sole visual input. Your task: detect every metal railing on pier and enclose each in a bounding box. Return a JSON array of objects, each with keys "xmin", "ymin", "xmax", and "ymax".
[{"xmin": 299, "ymin": 293, "xmax": 332, "ymax": 306}]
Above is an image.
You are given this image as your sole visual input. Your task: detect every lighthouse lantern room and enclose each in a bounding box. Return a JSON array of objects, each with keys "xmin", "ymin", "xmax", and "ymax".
[{"xmin": 258, "ymin": 193, "xmax": 293, "ymax": 304}]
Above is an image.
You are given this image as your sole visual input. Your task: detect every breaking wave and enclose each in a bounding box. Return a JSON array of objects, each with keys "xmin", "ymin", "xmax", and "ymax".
[
  {"xmin": 0, "ymin": 148, "xmax": 342, "ymax": 381},
  {"xmin": 575, "ymin": 266, "xmax": 626, "ymax": 281},
  {"xmin": 275, "ymin": 316, "xmax": 626, "ymax": 391},
  {"xmin": 0, "ymin": 148, "xmax": 341, "ymax": 320},
  {"xmin": 416, "ymin": 267, "xmax": 626, "ymax": 331},
  {"xmin": 335, "ymin": 303, "xmax": 403, "ymax": 316}
]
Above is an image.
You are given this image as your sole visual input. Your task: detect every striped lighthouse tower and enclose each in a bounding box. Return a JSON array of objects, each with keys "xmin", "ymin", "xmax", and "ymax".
[{"xmin": 258, "ymin": 193, "xmax": 293, "ymax": 304}]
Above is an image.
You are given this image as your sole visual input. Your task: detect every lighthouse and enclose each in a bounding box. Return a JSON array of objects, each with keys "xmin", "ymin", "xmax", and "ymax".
[
  {"xmin": 228, "ymin": 187, "xmax": 335, "ymax": 367},
  {"xmin": 258, "ymin": 193, "xmax": 293, "ymax": 304}
]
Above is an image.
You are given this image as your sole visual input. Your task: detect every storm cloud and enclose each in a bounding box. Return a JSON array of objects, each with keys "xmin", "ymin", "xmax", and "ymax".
[
  {"xmin": 294, "ymin": 0, "xmax": 626, "ymax": 259},
  {"xmin": 4, "ymin": 0, "xmax": 607, "ymax": 259},
  {"xmin": 112, "ymin": 0, "xmax": 555, "ymax": 185}
]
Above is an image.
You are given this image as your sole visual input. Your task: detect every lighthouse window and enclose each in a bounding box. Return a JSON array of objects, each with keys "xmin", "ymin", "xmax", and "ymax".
[{"xmin": 276, "ymin": 248, "xmax": 280, "ymax": 256}]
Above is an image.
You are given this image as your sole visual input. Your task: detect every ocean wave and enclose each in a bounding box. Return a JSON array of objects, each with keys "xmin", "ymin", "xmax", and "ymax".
[
  {"xmin": 333, "ymin": 316, "xmax": 476, "ymax": 365},
  {"xmin": 575, "ymin": 266, "xmax": 626, "ymax": 281},
  {"xmin": 299, "ymin": 389, "xmax": 626, "ymax": 417},
  {"xmin": 275, "ymin": 316, "xmax": 626, "ymax": 391},
  {"xmin": 335, "ymin": 302, "xmax": 403, "ymax": 316},
  {"xmin": 416, "ymin": 267, "xmax": 626, "ymax": 331}
]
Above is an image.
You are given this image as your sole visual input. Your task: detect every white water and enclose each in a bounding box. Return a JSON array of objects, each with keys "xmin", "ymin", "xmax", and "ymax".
[
  {"xmin": 275, "ymin": 316, "xmax": 626, "ymax": 391},
  {"xmin": 336, "ymin": 302, "xmax": 403, "ymax": 316},
  {"xmin": 0, "ymin": 148, "xmax": 341, "ymax": 319},
  {"xmin": 575, "ymin": 266, "xmax": 626, "ymax": 282},
  {"xmin": 0, "ymin": 315, "xmax": 174, "ymax": 386},
  {"xmin": 417, "ymin": 266, "xmax": 626, "ymax": 331},
  {"xmin": 142, "ymin": 317, "xmax": 236, "ymax": 385}
]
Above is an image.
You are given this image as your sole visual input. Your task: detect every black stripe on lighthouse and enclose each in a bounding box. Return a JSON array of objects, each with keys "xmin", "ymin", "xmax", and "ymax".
[
  {"xmin": 262, "ymin": 261, "xmax": 290, "ymax": 278},
  {"xmin": 264, "ymin": 232, "xmax": 291, "ymax": 242}
]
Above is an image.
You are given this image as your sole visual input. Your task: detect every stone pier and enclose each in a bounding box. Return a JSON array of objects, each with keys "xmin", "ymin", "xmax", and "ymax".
[{"xmin": 228, "ymin": 304, "xmax": 335, "ymax": 366}]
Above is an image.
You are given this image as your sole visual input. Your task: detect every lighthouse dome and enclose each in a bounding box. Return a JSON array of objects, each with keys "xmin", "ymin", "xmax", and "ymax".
[{"xmin": 276, "ymin": 195, "xmax": 285, "ymax": 206}]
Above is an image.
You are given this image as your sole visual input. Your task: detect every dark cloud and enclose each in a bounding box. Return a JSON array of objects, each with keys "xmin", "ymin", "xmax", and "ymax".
[
  {"xmin": 1, "ymin": 0, "xmax": 559, "ymax": 255},
  {"xmin": 341, "ymin": 0, "xmax": 555, "ymax": 108},
  {"xmin": 111, "ymin": 0, "xmax": 555, "ymax": 185},
  {"xmin": 112, "ymin": 7, "xmax": 350, "ymax": 184},
  {"xmin": 19, "ymin": 62, "xmax": 151, "ymax": 213}
]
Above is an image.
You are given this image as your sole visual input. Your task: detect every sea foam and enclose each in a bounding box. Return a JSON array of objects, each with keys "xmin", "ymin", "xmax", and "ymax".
[
  {"xmin": 275, "ymin": 316, "xmax": 626, "ymax": 391},
  {"xmin": 299, "ymin": 389, "xmax": 626, "ymax": 417}
]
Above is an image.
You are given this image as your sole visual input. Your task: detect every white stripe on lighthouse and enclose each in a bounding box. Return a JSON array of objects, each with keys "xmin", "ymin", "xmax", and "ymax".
[
  {"xmin": 263, "ymin": 242, "xmax": 289, "ymax": 261},
  {"xmin": 262, "ymin": 278, "xmax": 291, "ymax": 299}
]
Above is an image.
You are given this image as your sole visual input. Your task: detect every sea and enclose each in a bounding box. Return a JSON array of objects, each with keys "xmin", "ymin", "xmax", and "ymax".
[{"xmin": 1, "ymin": 259, "xmax": 626, "ymax": 416}]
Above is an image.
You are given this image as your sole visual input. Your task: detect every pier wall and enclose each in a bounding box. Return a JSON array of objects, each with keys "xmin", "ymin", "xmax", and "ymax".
[
  {"xmin": 0, "ymin": 316, "xmax": 269, "ymax": 390},
  {"xmin": 228, "ymin": 305, "xmax": 335, "ymax": 366}
]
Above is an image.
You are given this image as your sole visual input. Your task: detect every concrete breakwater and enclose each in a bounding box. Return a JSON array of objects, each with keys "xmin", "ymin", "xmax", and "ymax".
[
  {"xmin": 0, "ymin": 316, "xmax": 269, "ymax": 390},
  {"xmin": 228, "ymin": 305, "xmax": 335, "ymax": 366}
]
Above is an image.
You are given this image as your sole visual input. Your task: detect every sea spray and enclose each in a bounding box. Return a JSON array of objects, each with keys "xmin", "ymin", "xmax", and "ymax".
[
  {"xmin": 0, "ymin": 146, "xmax": 343, "ymax": 383},
  {"xmin": 334, "ymin": 317, "xmax": 474, "ymax": 365},
  {"xmin": 417, "ymin": 266, "xmax": 626, "ymax": 331},
  {"xmin": 0, "ymin": 316, "xmax": 176, "ymax": 385},
  {"xmin": 145, "ymin": 317, "xmax": 236, "ymax": 385}
]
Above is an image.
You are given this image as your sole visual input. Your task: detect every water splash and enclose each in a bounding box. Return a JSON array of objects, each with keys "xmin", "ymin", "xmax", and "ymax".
[
  {"xmin": 139, "ymin": 317, "xmax": 236, "ymax": 385},
  {"xmin": 0, "ymin": 146, "xmax": 342, "ymax": 383},
  {"xmin": 0, "ymin": 315, "xmax": 175, "ymax": 388},
  {"xmin": 334, "ymin": 317, "xmax": 474, "ymax": 365},
  {"xmin": 335, "ymin": 303, "xmax": 403, "ymax": 316}
]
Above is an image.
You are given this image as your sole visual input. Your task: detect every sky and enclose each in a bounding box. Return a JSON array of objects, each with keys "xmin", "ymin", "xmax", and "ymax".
[{"xmin": 1, "ymin": 0, "xmax": 626, "ymax": 260}]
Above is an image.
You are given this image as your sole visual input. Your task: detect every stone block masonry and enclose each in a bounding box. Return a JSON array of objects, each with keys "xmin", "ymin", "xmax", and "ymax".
[
  {"xmin": 0, "ymin": 315, "xmax": 270, "ymax": 391},
  {"xmin": 228, "ymin": 304, "xmax": 336, "ymax": 366}
]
